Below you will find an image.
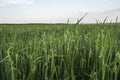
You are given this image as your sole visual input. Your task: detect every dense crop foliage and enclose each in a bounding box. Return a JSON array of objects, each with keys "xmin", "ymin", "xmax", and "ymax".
[{"xmin": 0, "ymin": 23, "xmax": 120, "ymax": 80}]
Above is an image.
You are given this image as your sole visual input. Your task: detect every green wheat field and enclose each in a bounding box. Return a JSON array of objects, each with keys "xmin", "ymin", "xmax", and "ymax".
[{"xmin": 0, "ymin": 23, "xmax": 120, "ymax": 80}]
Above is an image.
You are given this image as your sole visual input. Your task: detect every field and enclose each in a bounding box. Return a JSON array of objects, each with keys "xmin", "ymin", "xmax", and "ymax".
[{"xmin": 0, "ymin": 23, "xmax": 120, "ymax": 80}]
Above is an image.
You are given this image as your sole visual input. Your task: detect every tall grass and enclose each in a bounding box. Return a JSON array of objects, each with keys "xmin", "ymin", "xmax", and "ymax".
[{"xmin": 0, "ymin": 23, "xmax": 120, "ymax": 80}]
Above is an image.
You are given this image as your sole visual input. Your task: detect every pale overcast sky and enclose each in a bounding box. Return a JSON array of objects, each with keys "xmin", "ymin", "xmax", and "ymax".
[{"xmin": 0, "ymin": 0, "xmax": 120, "ymax": 23}]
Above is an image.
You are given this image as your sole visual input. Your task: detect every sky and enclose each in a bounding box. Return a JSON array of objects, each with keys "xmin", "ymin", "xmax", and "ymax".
[{"xmin": 0, "ymin": 0, "xmax": 120, "ymax": 23}]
